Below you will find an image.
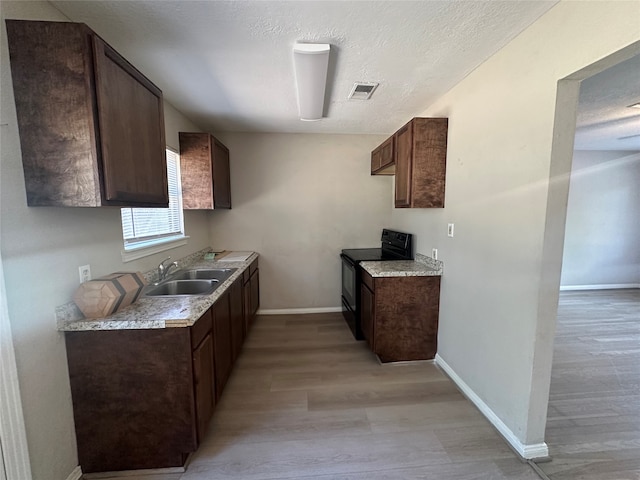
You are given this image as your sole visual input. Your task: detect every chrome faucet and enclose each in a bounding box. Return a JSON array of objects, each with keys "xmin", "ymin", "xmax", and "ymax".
[{"xmin": 157, "ymin": 257, "xmax": 179, "ymax": 283}]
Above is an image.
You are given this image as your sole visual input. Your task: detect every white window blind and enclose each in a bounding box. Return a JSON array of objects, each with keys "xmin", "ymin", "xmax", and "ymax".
[{"xmin": 121, "ymin": 148, "xmax": 184, "ymax": 250}]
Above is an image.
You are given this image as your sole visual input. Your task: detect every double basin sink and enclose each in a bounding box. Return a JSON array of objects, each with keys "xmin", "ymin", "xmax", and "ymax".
[{"xmin": 145, "ymin": 268, "xmax": 237, "ymax": 297}]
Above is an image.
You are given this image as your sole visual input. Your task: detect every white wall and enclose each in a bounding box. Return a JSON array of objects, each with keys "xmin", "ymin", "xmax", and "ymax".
[
  {"xmin": 210, "ymin": 132, "xmax": 391, "ymax": 310},
  {"xmin": 389, "ymin": 0, "xmax": 640, "ymax": 453},
  {"xmin": 561, "ymin": 150, "xmax": 640, "ymax": 288},
  {"xmin": 0, "ymin": 2, "xmax": 209, "ymax": 479}
]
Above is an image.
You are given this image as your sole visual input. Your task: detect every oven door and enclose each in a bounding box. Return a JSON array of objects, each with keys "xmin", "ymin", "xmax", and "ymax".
[{"xmin": 341, "ymin": 254, "xmax": 357, "ymax": 312}]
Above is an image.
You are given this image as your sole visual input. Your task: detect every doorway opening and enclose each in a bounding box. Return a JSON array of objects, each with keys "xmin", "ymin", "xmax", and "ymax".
[{"xmin": 535, "ymin": 45, "xmax": 640, "ymax": 479}]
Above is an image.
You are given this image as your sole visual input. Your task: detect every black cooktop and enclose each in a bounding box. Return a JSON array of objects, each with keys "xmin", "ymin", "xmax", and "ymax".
[
  {"xmin": 341, "ymin": 229, "xmax": 414, "ymax": 263},
  {"xmin": 341, "ymin": 248, "xmax": 389, "ymax": 262}
]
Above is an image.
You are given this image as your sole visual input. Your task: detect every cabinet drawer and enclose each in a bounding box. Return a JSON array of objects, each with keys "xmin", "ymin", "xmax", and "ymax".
[
  {"xmin": 361, "ymin": 269, "xmax": 374, "ymax": 292},
  {"xmin": 191, "ymin": 309, "xmax": 212, "ymax": 348}
]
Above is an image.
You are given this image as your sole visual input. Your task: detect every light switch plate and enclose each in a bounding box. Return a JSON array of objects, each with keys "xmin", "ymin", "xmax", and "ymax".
[{"xmin": 447, "ymin": 223, "xmax": 455, "ymax": 237}]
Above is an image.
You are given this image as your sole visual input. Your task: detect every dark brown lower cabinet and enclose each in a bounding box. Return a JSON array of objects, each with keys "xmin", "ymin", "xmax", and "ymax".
[
  {"xmin": 65, "ymin": 328, "xmax": 197, "ymax": 473},
  {"xmin": 192, "ymin": 332, "xmax": 214, "ymax": 444},
  {"xmin": 212, "ymin": 291, "xmax": 232, "ymax": 400},
  {"xmin": 250, "ymin": 269, "xmax": 260, "ymax": 317},
  {"xmin": 242, "ymin": 258, "xmax": 260, "ymax": 333},
  {"xmin": 360, "ymin": 281, "xmax": 375, "ymax": 349},
  {"xmin": 360, "ymin": 270, "xmax": 441, "ymax": 363},
  {"xmin": 65, "ymin": 261, "xmax": 259, "ymax": 474},
  {"xmin": 229, "ymin": 276, "xmax": 244, "ymax": 362}
]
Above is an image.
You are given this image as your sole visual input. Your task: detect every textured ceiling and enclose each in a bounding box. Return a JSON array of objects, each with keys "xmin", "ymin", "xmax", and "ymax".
[
  {"xmin": 574, "ymin": 53, "xmax": 640, "ymax": 151},
  {"xmin": 48, "ymin": 1, "xmax": 637, "ymax": 150},
  {"xmin": 51, "ymin": 0, "xmax": 558, "ymax": 135}
]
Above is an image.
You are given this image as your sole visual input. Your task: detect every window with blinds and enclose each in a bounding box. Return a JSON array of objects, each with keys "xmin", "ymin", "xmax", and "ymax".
[{"xmin": 121, "ymin": 148, "xmax": 185, "ymax": 250}]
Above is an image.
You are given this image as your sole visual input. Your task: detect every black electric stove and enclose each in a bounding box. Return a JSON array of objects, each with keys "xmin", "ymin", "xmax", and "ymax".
[{"xmin": 340, "ymin": 229, "xmax": 413, "ymax": 339}]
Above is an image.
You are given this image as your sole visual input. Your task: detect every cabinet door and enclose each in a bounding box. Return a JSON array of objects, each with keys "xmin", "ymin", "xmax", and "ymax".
[
  {"xmin": 394, "ymin": 123, "xmax": 413, "ymax": 207},
  {"xmin": 179, "ymin": 133, "xmax": 232, "ymax": 210},
  {"xmin": 212, "ymin": 294, "xmax": 232, "ymax": 400},
  {"xmin": 5, "ymin": 21, "xmax": 104, "ymax": 207},
  {"xmin": 243, "ymin": 277, "xmax": 251, "ymax": 335},
  {"xmin": 250, "ymin": 269, "xmax": 260, "ymax": 319},
  {"xmin": 192, "ymin": 333, "xmax": 214, "ymax": 444},
  {"xmin": 372, "ymin": 276, "xmax": 441, "ymax": 362},
  {"xmin": 212, "ymin": 138, "xmax": 232, "ymax": 209},
  {"xmin": 360, "ymin": 283, "xmax": 375, "ymax": 348},
  {"xmin": 243, "ymin": 261, "xmax": 259, "ymax": 332},
  {"xmin": 93, "ymin": 36, "xmax": 168, "ymax": 206},
  {"xmin": 371, "ymin": 146, "xmax": 382, "ymax": 173},
  {"xmin": 229, "ymin": 277, "xmax": 244, "ymax": 362},
  {"xmin": 411, "ymin": 118, "xmax": 448, "ymax": 208},
  {"xmin": 380, "ymin": 136, "xmax": 395, "ymax": 170},
  {"xmin": 65, "ymin": 329, "xmax": 196, "ymax": 472},
  {"xmin": 371, "ymin": 136, "xmax": 395, "ymax": 175}
]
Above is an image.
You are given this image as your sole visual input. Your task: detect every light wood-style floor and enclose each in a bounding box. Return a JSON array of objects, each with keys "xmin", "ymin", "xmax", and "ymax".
[
  {"xmin": 99, "ymin": 312, "xmax": 541, "ymax": 480},
  {"xmin": 537, "ymin": 289, "xmax": 640, "ymax": 480}
]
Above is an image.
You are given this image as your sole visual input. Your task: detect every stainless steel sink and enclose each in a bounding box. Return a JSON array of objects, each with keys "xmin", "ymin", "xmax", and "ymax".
[
  {"xmin": 145, "ymin": 279, "xmax": 220, "ymax": 296},
  {"xmin": 171, "ymin": 268, "xmax": 237, "ymax": 282}
]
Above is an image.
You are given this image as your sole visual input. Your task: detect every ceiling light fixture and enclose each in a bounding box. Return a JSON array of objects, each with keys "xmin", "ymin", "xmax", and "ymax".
[
  {"xmin": 293, "ymin": 43, "xmax": 330, "ymax": 121},
  {"xmin": 628, "ymin": 102, "xmax": 640, "ymax": 109}
]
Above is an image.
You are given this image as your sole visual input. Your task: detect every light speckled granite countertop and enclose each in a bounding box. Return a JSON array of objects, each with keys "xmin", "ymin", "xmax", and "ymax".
[
  {"xmin": 56, "ymin": 250, "xmax": 258, "ymax": 331},
  {"xmin": 360, "ymin": 252, "xmax": 443, "ymax": 277}
]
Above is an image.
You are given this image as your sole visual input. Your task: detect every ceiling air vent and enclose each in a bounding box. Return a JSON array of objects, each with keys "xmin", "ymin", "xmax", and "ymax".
[{"xmin": 348, "ymin": 82, "xmax": 379, "ymax": 100}]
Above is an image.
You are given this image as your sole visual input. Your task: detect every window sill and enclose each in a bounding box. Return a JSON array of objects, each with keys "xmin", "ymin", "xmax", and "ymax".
[{"xmin": 121, "ymin": 235, "xmax": 190, "ymax": 263}]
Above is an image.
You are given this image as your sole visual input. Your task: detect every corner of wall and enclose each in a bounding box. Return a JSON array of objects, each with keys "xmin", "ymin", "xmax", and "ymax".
[{"xmin": 435, "ymin": 354, "xmax": 549, "ymax": 460}]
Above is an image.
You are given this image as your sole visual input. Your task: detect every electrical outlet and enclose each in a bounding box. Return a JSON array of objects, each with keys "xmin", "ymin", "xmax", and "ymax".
[
  {"xmin": 79, "ymin": 264, "xmax": 91, "ymax": 284},
  {"xmin": 448, "ymin": 223, "xmax": 455, "ymax": 237},
  {"xmin": 432, "ymin": 248, "xmax": 438, "ymax": 260}
]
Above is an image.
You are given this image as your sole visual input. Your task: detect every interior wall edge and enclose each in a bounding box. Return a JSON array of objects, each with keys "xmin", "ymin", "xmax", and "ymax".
[
  {"xmin": 528, "ymin": 76, "xmax": 582, "ymax": 445},
  {"xmin": 0, "ymin": 259, "xmax": 33, "ymax": 480}
]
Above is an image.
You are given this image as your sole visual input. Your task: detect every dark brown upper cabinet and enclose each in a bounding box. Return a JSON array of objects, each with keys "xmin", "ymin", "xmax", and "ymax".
[
  {"xmin": 179, "ymin": 132, "xmax": 232, "ymax": 209},
  {"xmin": 371, "ymin": 117, "xmax": 448, "ymax": 208},
  {"xmin": 5, "ymin": 20, "xmax": 168, "ymax": 207},
  {"xmin": 394, "ymin": 117, "xmax": 448, "ymax": 208},
  {"xmin": 370, "ymin": 136, "xmax": 395, "ymax": 175}
]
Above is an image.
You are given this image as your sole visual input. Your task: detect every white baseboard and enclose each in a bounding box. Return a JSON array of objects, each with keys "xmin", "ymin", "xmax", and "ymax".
[
  {"xmin": 66, "ymin": 466, "xmax": 83, "ymax": 480},
  {"xmin": 560, "ymin": 283, "xmax": 640, "ymax": 291},
  {"xmin": 435, "ymin": 354, "xmax": 549, "ymax": 460},
  {"xmin": 83, "ymin": 465, "xmax": 186, "ymax": 478},
  {"xmin": 81, "ymin": 453, "xmax": 192, "ymax": 478},
  {"xmin": 257, "ymin": 307, "xmax": 342, "ymax": 315}
]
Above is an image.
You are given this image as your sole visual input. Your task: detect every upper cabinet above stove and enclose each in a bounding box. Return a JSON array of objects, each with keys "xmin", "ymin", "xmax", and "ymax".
[
  {"xmin": 371, "ymin": 117, "xmax": 448, "ymax": 209},
  {"xmin": 6, "ymin": 20, "xmax": 168, "ymax": 207}
]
